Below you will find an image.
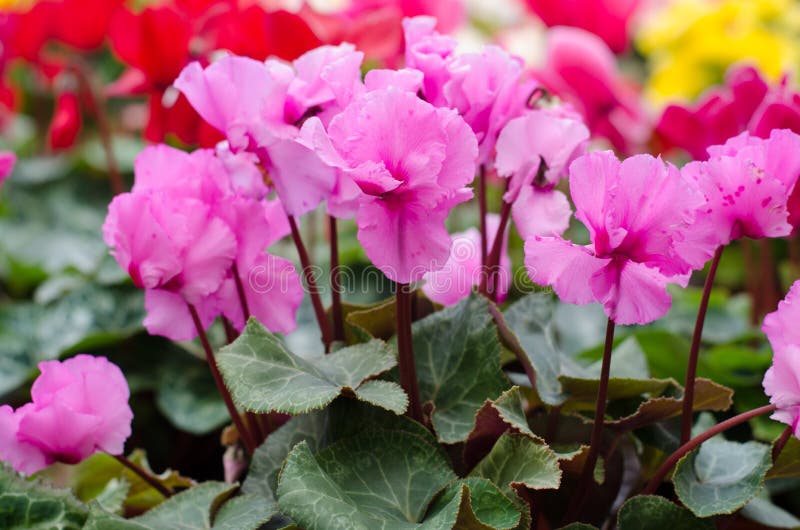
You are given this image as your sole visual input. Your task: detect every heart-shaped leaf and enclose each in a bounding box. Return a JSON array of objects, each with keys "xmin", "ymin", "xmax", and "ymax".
[
  {"xmin": 411, "ymin": 294, "xmax": 510, "ymax": 443},
  {"xmin": 131, "ymin": 482, "xmax": 237, "ymax": 529},
  {"xmin": 617, "ymin": 495, "xmax": 713, "ymax": 530},
  {"xmin": 672, "ymin": 437, "xmax": 772, "ymax": 517},
  {"xmin": 211, "ymin": 494, "xmax": 277, "ymax": 530},
  {"xmin": 470, "ymin": 433, "xmax": 561, "ymax": 493},
  {"xmin": 0, "ymin": 463, "xmax": 88, "ymax": 529},
  {"xmin": 217, "ymin": 319, "xmax": 406, "ymax": 415}
]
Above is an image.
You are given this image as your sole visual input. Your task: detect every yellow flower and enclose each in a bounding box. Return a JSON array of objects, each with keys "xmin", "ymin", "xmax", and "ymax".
[
  {"xmin": 636, "ymin": 0, "xmax": 798, "ymax": 103},
  {"xmin": 0, "ymin": 0, "xmax": 34, "ymax": 10}
]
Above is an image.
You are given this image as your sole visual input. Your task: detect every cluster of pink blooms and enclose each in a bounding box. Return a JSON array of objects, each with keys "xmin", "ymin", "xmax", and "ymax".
[
  {"xmin": 0, "ymin": 355, "xmax": 132, "ymax": 475},
  {"xmin": 763, "ymin": 281, "xmax": 800, "ymax": 437},
  {"xmin": 103, "ymin": 143, "xmax": 303, "ymax": 341}
]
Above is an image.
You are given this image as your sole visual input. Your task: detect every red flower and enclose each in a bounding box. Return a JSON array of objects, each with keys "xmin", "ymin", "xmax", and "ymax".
[{"xmin": 48, "ymin": 91, "xmax": 82, "ymax": 150}]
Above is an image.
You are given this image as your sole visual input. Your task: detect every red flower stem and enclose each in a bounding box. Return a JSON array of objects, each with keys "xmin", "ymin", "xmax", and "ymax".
[
  {"xmin": 642, "ymin": 404, "xmax": 776, "ymax": 495},
  {"xmin": 112, "ymin": 454, "xmax": 172, "ymax": 497},
  {"xmin": 566, "ymin": 318, "xmax": 616, "ymax": 522},
  {"xmin": 773, "ymin": 425, "xmax": 793, "ymax": 462},
  {"xmin": 478, "ymin": 165, "xmax": 488, "ymax": 270},
  {"xmin": 480, "ymin": 180, "xmax": 512, "ymax": 302},
  {"xmin": 396, "ymin": 283, "xmax": 424, "ymax": 422},
  {"xmin": 680, "ymin": 245, "xmax": 724, "ymax": 445},
  {"xmin": 232, "ymin": 263, "xmax": 251, "ymax": 321},
  {"xmin": 187, "ymin": 303, "xmax": 256, "ymax": 455},
  {"xmin": 221, "ymin": 317, "xmax": 238, "ymax": 344},
  {"xmin": 246, "ymin": 412, "xmax": 265, "ymax": 446},
  {"xmin": 69, "ymin": 61, "xmax": 124, "ymax": 196},
  {"xmin": 329, "ymin": 215, "xmax": 345, "ymax": 343},
  {"xmin": 287, "ymin": 215, "xmax": 333, "ymax": 352}
]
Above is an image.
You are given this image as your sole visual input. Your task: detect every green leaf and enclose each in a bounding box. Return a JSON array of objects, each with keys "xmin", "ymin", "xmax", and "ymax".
[
  {"xmin": 156, "ymin": 354, "xmax": 229, "ymax": 435},
  {"xmin": 740, "ymin": 492, "xmax": 800, "ymax": 529},
  {"xmin": 276, "ymin": 429, "xmax": 457, "ymax": 529},
  {"xmin": 651, "ymin": 287, "xmax": 752, "ymax": 345},
  {"xmin": 617, "ymin": 495, "xmax": 713, "ymax": 530},
  {"xmin": 607, "ymin": 378, "xmax": 733, "ymax": 432},
  {"xmin": 0, "ymin": 284, "xmax": 144, "ymax": 395},
  {"xmin": 470, "ymin": 433, "xmax": 561, "ymax": 493},
  {"xmin": 132, "ymin": 482, "xmax": 237, "ymax": 530},
  {"xmin": 554, "ymin": 444, "xmax": 605, "ymax": 485},
  {"xmin": 558, "ymin": 524, "xmax": 598, "ymax": 530},
  {"xmin": 411, "ymin": 294, "xmax": 510, "ymax": 443},
  {"xmin": 768, "ymin": 435, "xmax": 800, "ymax": 480},
  {"xmin": 353, "ymin": 380, "xmax": 408, "ymax": 414},
  {"xmin": 672, "ymin": 437, "xmax": 772, "ymax": 517},
  {"xmin": 0, "ymin": 463, "xmax": 88, "ymax": 529},
  {"xmin": 93, "ymin": 478, "xmax": 129, "ymax": 515},
  {"xmin": 83, "ymin": 505, "xmax": 149, "ymax": 530},
  {"xmin": 217, "ymin": 319, "xmax": 404, "ymax": 415},
  {"xmin": 503, "ymin": 294, "xmax": 577, "ymax": 405},
  {"xmin": 211, "ymin": 494, "xmax": 277, "ymax": 530},
  {"xmin": 439, "ymin": 478, "xmax": 522, "ymax": 530}
]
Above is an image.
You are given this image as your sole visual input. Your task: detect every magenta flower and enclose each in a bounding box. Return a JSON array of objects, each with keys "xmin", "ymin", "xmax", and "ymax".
[
  {"xmin": 763, "ymin": 280, "xmax": 800, "ymax": 356},
  {"xmin": 679, "ymin": 130, "xmax": 800, "ymax": 265},
  {"xmin": 525, "ymin": 151, "xmax": 701, "ymax": 325},
  {"xmin": 422, "ymin": 214, "xmax": 510, "ymax": 305},
  {"xmin": 327, "ymin": 86, "xmax": 478, "ymax": 284},
  {"xmin": 0, "ymin": 355, "xmax": 132, "ymax": 475},
  {"xmin": 0, "ymin": 150, "xmax": 15, "ymax": 185},
  {"xmin": 763, "ymin": 281, "xmax": 800, "ymax": 437},
  {"xmin": 535, "ymin": 27, "xmax": 649, "ymax": 155},
  {"xmin": 175, "ymin": 54, "xmax": 340, "ymax": 216},
  {"xmin": 657, "ymin": 65, "xmax": 800, "ymax": 161},
  {"xmin": 403, "ymin": 16, "xmax": 535, "ymax": 164},
  {"xmin": 495, "ymin": 107, "xmax": 590, "ymax": 239},
  {"xmin": 104, "ymin": 144, "xmax": 302, "ymax": 341},
  {"xmin": 524, "ymin": 0, "xmax": 642, "ymax": 53}
]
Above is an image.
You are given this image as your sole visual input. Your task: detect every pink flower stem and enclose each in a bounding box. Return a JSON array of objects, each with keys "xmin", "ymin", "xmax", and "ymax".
[
  {"xmin": 232, "ymin": 263, "xmax": 251, "ymax": 321},
  {"xmin": 773, "ymin": 425, "xmax": 793, "ymax": 462},
  {"xmin": 480, "ymin": 183, "xmax": 511, "ymax": 302},
  {"xmin": 565, "ymin": 318, "xmax": 616, "ymax": 522},
  {"xmin": 187, "ymin": 303, "xmax": 256, "ymax": 455},
  {"xmin": 396, "ymin": 283, "xmax": 424, "ymax": 423},
  {"xmin": 329, "ymin": 215, "xmax": 345, "ymax": 343},
  {"xmin": 478, "ymin": 165, "xmax": 488, "ymax": 269},
  {"xmin": 112, "ymin": 454, "xmax": 172, "ymax": 497},
  {"xmin": 642, "ymin": 404, "xmax": 776, "ymax": 495},
  {"xmin": 69, "ymin": 61, "xmax": 124, "ymax": 196},
  {"xmin": 680, "ymin": 245, "xmax": 724, "ymax": 445},
  {"xmin": 287, "ymin": 215, "xmax": 333, "ymax": 352}
]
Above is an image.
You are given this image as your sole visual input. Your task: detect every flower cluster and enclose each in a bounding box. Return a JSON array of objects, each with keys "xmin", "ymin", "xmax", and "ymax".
[
  {"xmin": 103, "ymin": 144, "xmax": 302, "ymax": 341},
  {"xmin": 0, "ymin": 355, "xmax": 132, "ymax": 475}
]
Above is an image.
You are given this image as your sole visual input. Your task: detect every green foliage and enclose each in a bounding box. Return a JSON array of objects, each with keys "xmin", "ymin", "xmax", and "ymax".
[
  {"xmin": 410, "ymin": 294, "xmax": 510, "ymax": 443},
  {"xmin": 131, "ymin": 482, "xmax": 237, "ymax": 529},
  {"xmin": 617, "ymin": 495, "xmax": 713, "ymax": 530},
  {"xmin": 672, "ymin": 437, "xmax": 772, "ymax": 516},
  {"xmin": 470, "ymin": 433, "xmax": 561, "ymax": 493},
  {"xmin": 217, "ymin": 319, "xmax": 406, "ymax": 415},
  {"xmin": 0, "ymin": 464, "xmax": 88, "ymax": 529}
]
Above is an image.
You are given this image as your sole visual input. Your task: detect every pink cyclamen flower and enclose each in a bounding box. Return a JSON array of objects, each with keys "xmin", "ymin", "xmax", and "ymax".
[
  {"xmin": 524, "ymin": 0, "xmax": 642, "ymax": 54},
  {"xmin": 762, "ymin": 345, "xmax": 800, "ymax": 437},
  {"xmin": 403, "ymin": 17, "xmax": 535, "ymax": 165},
  {"xmin": 0, "ymin": 151, "xmax": 15, "ymax": 185},
  {"xmin": 175, "ymin": 54, "xmax": 341, "ymax": 216},
  {"xmin": 525, "ymin": 151, "xmax": 701, "ymax": 325},
  {"xmin": 495, "ymin": 107, "xmax": 590, "ymax": 239},
  {"xmin": 104, "ymin": 144, "xmax": 301, "ymax": 341},
  {"xmin": 678, "ymin": 130, "xmax": 800, "ymax": 266},
  {"xmin": 327, "ymin": 86, "xmax": 478, "ymax": 284},
  {"xmin": 0, "ymin": 355, "xmax": 132, "ymax": 475},
  {"xmin": 536, "ymin": 26, "xmax": 649, "ymax": 155},
  {"xmin": 762, "ymin": 281, "xmax": 800, "ymax": 437},
  {"xmin": 423, "ymin": 214, "xmax": 510, "ymax": 305}
]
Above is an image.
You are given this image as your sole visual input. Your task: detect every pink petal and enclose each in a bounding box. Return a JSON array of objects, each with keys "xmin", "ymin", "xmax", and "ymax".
[
  {"xmin": 524, "ymin": 236, "xmax": 610, "ymax": 305},
  {"xmin": 357, "ymin": 196, "xmax": 451, "ymax": 284},
  {"xmin": 221, "ymin": 253, "xmax": 303, "ymax": 333},
  {"xmin": 763, "ymin": 280, "xmax": 800, "ymax": 354},
  {"xmin": 177, "ymin": 212, "xmax": 237, "ymax": 303},
  {"xmin": 0, "ymin": 405, "xmax": 47, "ymax": 475},
  {"xmin": 590, "ymin": 260, "xmax": 672, "ymax": 325},
  {"xmin": 143, "ymin": 288, "xmax": 218, "ymax": 341},
  {"xmin": 18, "ymin": 402, "xmax": 101, "ymax": 465},
  {"xmin": 0, "ymin": 151, "xmax": 15, "ymax": 185},
  {"xmin": 512, "ymin": 187, "xmax": 572, "ymax": 239},
  {"xmin": 568, "ymin": 150, "xmax": 619, "ymax": 240},
  {"xmin": 364, "ymin": 68, "xmax": 424, "ymax": 93},
  {"xmin": 436, "ymin": 107, "xmax": 479, "ymax": 191}
]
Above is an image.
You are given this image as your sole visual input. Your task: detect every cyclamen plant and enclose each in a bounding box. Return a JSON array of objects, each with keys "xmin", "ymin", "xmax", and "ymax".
[{"xmin": 3, "ymin": 15, "xmax": 800, "ymax": 530}]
